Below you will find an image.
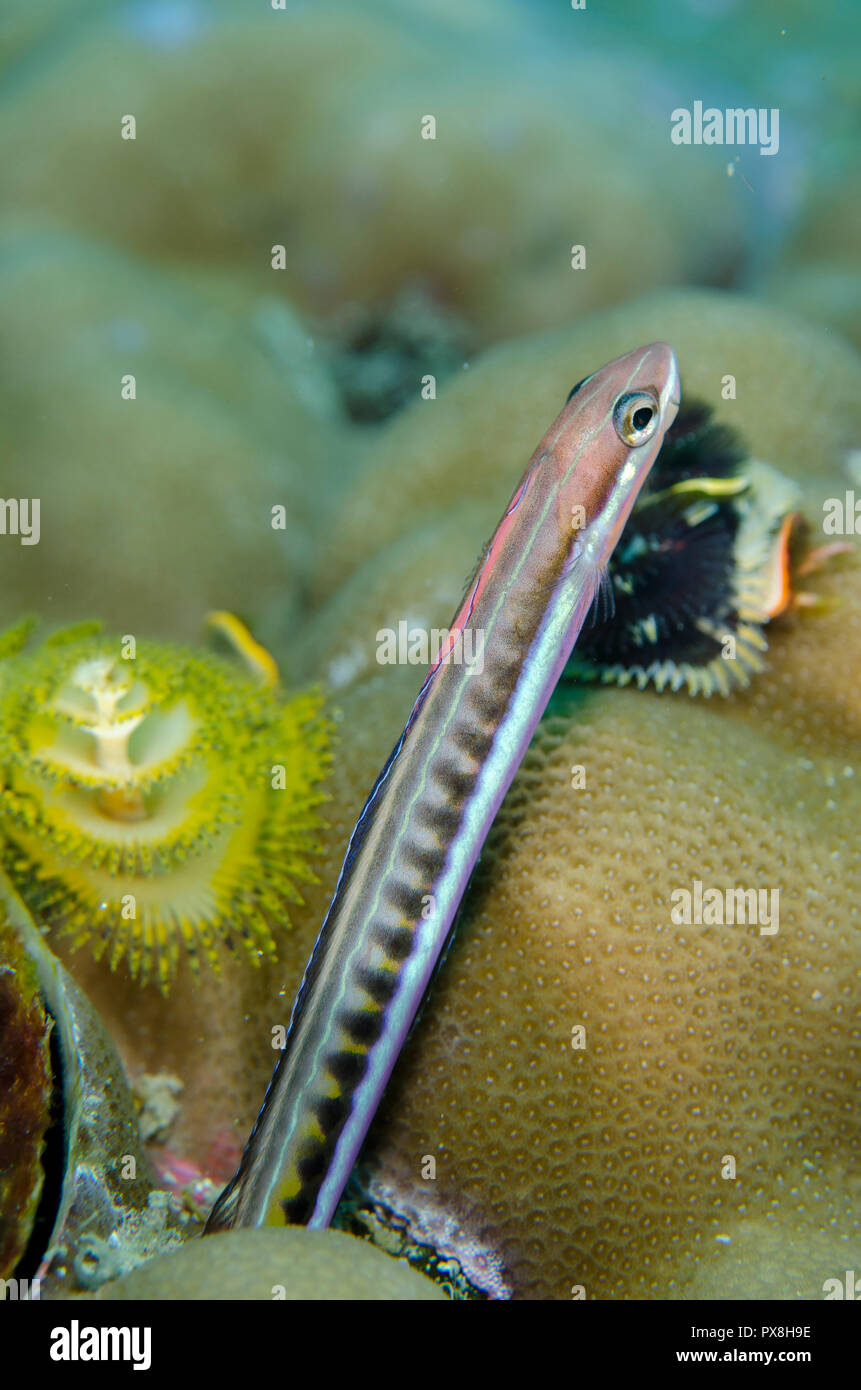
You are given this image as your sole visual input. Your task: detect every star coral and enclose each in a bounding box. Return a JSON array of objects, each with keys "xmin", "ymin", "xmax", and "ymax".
[
  {"xmin": 356, "ymin": 655, "xmax": 861, "ymax": 1297},
  {"xmin": 0, "ymin": 623, "xmax": 333, "ymax": 992}
]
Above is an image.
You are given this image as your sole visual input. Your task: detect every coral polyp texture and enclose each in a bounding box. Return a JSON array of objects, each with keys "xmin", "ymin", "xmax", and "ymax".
[
  {"xmin": 0, "ymin": 623, "xmax": 333, "ymax": 992},
  {"xmin": 342, "ymin": 642, "xmax": 861, "ymax": 1299}
]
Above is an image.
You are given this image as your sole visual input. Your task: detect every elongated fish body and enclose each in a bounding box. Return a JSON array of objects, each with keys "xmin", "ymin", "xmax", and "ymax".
[{"xmin": 207, "ymin": 343, "xmax": 680, "ymax": 1233}]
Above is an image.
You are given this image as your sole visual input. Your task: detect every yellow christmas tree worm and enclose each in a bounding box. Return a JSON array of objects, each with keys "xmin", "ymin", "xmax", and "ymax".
[{"xmin": 0, "ymin": 619, "xmax": 333, "ymax": 993}]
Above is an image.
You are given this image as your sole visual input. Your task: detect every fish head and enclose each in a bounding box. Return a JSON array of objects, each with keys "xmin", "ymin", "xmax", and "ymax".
[{"xmin": 550, "ymin": 342, "xmax": 681, "ymax": 568}]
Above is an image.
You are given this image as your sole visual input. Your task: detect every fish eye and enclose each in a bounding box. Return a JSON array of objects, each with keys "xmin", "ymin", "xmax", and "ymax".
[{"xmin": 613, "ymin": 390, "xmax": 660, "ymax": 446}]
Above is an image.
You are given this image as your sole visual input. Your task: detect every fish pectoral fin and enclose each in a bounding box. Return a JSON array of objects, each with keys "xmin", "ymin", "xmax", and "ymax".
[{"xmin": 586, "ymin": 566, "xmax": 616, "ymax": 627}]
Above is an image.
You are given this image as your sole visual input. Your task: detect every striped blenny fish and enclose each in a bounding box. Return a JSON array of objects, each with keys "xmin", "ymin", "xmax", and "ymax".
[{"xmin": 206, "ymin": 342, "xmax": 680, "ymax": 1233}]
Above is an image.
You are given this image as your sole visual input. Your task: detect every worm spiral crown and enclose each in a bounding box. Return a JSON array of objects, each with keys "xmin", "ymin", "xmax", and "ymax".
[{"xmin": 0, "ymin": 621, "xmax": 333, "ymax": 992}]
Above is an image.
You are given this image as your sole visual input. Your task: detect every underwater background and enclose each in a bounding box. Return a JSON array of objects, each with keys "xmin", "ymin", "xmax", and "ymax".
[{"xmin": 0, "ymin": 0, "xmax": 859, "ymax": 1301}]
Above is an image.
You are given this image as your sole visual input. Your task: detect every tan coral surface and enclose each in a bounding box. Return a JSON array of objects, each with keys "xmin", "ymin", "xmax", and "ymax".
[
  {"xmin": 90, "ymin": 1227, "xmax": 446, "ymax": 1301},
  {"xmin": 357, "ymin": 596, "xmax": 861, "ymax": 1297}
]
